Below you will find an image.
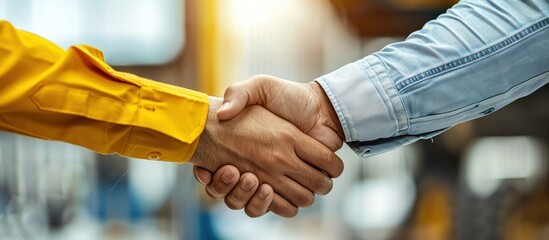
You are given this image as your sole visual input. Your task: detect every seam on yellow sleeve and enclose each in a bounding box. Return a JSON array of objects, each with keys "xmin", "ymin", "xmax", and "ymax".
[
  {"xmin": 29, "ymin": 84, "xmax": 139, "ymax": 124},
  {"xmin": 122, "ymin": 85, "xmax": 142, "ymax": 157},
  {"xmin": 122, "ymin": 125, "xmax": 138, "ymax": 157}
]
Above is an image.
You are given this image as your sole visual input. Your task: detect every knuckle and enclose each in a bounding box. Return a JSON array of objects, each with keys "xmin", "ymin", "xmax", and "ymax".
[
  {"xmin": 271, "ymin": 151, "xmax": 288, "ymax": 166},
  {"xmin": 250, "ymin": 74, "xmax": 270, "ymax": 82},
  {"xmin": 323, "ymin": 152, "xmax": 344, "ymax": 178},
  {"xmin": 269, "ymin": 202, "xmax": 289, "ymax": 218},
  {"xmin": 271, "ymin": 205, "xmax": 298, "ymax": 218},
  {"xmin": 313, "ymin": 176, "xmax": 333, "ymax": 195},
  {"xmin": 281, "ymin": 128, "xmax": 296, "ymax": 141},
  {"xmin": 272, "ymin": 206, "xmax": 296, "ymax": 218},
  {"xmin": 294, "ymin": 192, "xmax": 315, "ymax": 208},
  {"xmin": 244, "ymin": 207, "xmax": 265, "ymax": 218},
  {"xmin": 224, "ymin": 82, "xmax": 247, "ymax": 99},
  {"xmin": 335, "ymin": 141, "xmax": 344, "ymax": 150},
  {"xmin": 210, "ymin": 184, "xmax": 230, "ymax": 197},
  {"xmin": 320, "ymin": 151, "xmax": 332, "ymax": 163},
  {"xmin": 284, "ymin": 208, "xmax": 299, "ymax": 218},
  {"xmin": 259, "ymin": 184, "xmax": 273, "ymax": 199},
  {"xmin": 224, "ymin": 196, "xmax": 244, "ymax": 210},
  {"xmin": 272, "ymin": 127, "xmax": 293, "ymax": 142},
  {"xmin": 225, "ymin": 84, "xmax": 239, "ymax": 94},
  {"xmin": 334, "ymin": 158, "xmax": 344, "ymax": 178},
  {"xmin": 205, "ymin": 187, "xmax": 222, "ymax": 200},
  {"xmin": 241, "ymin": 173, "xmax": 259, "ymax": 190},
  {"xmin": 230, "ymin": 191, "xmax": 252, "ymax": 208},
  {"xmin": 230, "ymin": 193, "xmax": 245, "ymax": 204}
]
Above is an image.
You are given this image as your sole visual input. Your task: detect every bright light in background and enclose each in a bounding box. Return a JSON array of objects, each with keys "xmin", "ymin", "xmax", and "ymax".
[
  {"xmin": 227, "ymin": 0, "xmax": 278, "ymax": 30},
  {"xmin": 30, "ymin": 0, "xmax": 82, "ymax": 42},
  {"xmin": 128, "ymin": 158, "xmax": 177, "ymax": 214},
  {"xmin": 0, "ymin": 0, "xmax": 184, "ymax": 65},
  {"xmin": 342, "ymin": 146, "xmax": 419, "ymax": 236},
  {"xmin": 216, "ymin": 0, "xmax": 329, "ymax": 90},
  {"xmin": 343, "ymin": 176, "xmax": 416, "ymax": 231},
  {"xmin": 463, "ymin": 136, "xmax": 547, "ymax": 198}
]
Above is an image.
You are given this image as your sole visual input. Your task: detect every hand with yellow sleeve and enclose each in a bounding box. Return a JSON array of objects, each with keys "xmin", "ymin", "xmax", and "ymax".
[{"xmin": 0, "ymin": 21, "xmax": 343, "ymax": 218}]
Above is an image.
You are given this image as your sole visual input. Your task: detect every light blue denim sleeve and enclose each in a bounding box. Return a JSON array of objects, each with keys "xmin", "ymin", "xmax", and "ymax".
[{"xmin": 316, "ymin": 0, "xmax": 549, "ymax": 158}]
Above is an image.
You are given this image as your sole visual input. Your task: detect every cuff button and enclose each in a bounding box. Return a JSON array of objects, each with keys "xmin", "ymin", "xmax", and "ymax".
[{"xmin": 147, "ymin": 152, "xmax": 162, "ymax": 160}]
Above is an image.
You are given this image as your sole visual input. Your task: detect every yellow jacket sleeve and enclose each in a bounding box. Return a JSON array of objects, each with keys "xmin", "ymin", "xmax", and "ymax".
[{"xmin": 0, "ymin": 21, "xmax": 209, "ymax": 163}]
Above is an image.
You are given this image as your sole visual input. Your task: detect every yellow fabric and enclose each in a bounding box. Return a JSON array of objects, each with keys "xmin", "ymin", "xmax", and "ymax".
[{"xmin": 0, "ymin": 21, "xmax": 209, "ymax": 163}]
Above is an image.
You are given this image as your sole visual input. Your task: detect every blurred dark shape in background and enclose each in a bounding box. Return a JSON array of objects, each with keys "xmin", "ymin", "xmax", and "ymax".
[{"xmin": 328, "ymin": 0, "xmax": 457, "ymax": 36}]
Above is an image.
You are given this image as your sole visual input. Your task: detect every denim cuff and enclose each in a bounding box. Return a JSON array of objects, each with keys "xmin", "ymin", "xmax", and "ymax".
[{"xmin": 315, "ymin": 55, "xmax": 407, "ymax": 143}]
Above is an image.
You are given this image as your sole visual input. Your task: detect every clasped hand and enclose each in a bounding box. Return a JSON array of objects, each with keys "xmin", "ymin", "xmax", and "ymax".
[{"xmin": 189, "ymin": 75, "xmax": 345, "ymax": 218}]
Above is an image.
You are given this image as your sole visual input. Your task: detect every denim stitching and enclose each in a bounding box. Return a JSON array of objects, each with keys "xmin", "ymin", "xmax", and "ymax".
[
  {"xmin": 316, "ymin": 78, "xmax": 353, "ymax": 142},
  {"xmin": 364, "ymin": 56, "xmax": 410, "ymax": 135},
  {"xmin": 396, "ymin": 17, "xmax": 549, "ymax": 92}
]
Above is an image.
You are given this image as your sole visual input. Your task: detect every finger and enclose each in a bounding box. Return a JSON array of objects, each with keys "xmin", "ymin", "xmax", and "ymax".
[
  {"xmin": 270, "ymin": 176, "xmax": 315, "ymax": 208},
  {"xmin": 204, "ymin": 165, "xmax": 240, "ymax": 199},
  {"xmin": 295, "ymin": 135, "xmax": 344, "ymax": 178},
  {"xmin": 286, "ymin": 158, "xmax": 334, "ymax": 196},
  {"xmin": 224, "ymin": 173, "xmax": 260, "ymax": 210},
  {"xmin": 193, "ymin": 166, "xmax": 213, "ymax": 185},
  {"xmin": 245, "ymin": 184, "xmax": 274, "ymax": 218},
  {"xmin": 308, "ymin": 125, "xmax": 344, "ymax": 152},
  {"xmin": 269, "ymin": 192, "xmax": 298, "ymax": 218},
  {"xmin": 216, "ymin": 76, "xmax": 271, "ymax": 120}
]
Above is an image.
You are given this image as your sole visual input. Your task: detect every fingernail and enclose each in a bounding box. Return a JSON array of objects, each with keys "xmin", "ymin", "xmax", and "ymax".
[
  {"xmin": 221, "ymin": 171, "xmax": 235, "ymax": 185},
  {"xmin": 219, "ymin": 102, "xmax": 230, "ymax": 111},
  {"xmin": 259, "ymin": 188, "xmax": 268, "ymax": 200},
  {"xmin": 196, "ymin": 175, "xmax": 206, "ymax": 185},
  {"xmin": 240, "ymin": 176, "xmax": 254, "ymax": 191}
]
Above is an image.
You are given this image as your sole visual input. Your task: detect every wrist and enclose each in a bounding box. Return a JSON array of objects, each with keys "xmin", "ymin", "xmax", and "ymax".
[
  {"xmin": 309, "ymin": 81, "xmax": 344, "ymax": 140},
  {"xmin": 190, "ymin": 96, "xmax": 222, "ymax": 166}
]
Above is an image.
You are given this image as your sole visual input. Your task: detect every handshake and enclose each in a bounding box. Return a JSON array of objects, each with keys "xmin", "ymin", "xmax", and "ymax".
[{"xmin": 189, "ymin": 74, "xmax": 345, "ymax": 218}]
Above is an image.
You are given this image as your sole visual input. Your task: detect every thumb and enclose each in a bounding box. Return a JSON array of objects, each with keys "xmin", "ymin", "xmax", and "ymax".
[{"xmin": 216, "ymin": 77, "xmax": 270, "ymax": 120}]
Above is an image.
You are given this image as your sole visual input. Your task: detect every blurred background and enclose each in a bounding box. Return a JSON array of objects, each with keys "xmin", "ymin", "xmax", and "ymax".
[{"xmin": 1, "ymin": 0, "xmax": 548, "ymax": 239}]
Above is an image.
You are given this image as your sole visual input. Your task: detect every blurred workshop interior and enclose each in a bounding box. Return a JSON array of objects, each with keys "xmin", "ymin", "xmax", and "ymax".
[{"xmin": 0, "ymin": 0, "xmax": 548, "ymax": 239}]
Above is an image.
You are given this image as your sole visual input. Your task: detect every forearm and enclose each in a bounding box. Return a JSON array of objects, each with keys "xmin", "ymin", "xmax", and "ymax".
[
  {"xmin": 317, "ymin": 0, "xmax": 549, "ymax": 157},
  {"xmin": 0, "ymin": 21, "xmax": 209, "ymax": 162}
]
